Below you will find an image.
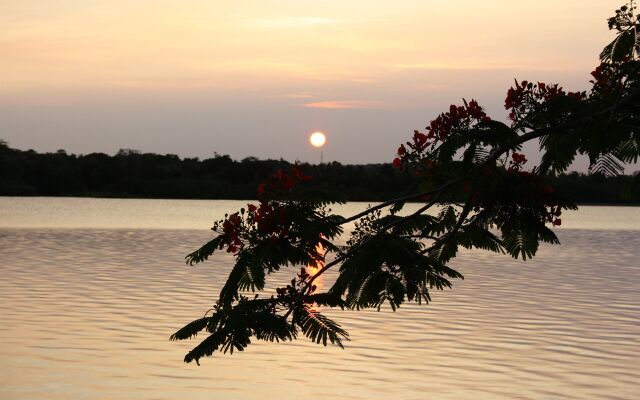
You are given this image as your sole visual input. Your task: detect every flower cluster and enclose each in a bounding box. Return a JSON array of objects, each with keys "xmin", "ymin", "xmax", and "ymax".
[
  {"xmin": 508, "ymin": 152, "xmax": 528, "ymax": 172},
  {"xmin": 258, "ymin": 165, "xmax": 312, "ymax": 196},
  {"xmin": 607, "ymin": 4, "xmax": 637, "ymax": 31},
  {"xmin": 590, "ymin": 63, "xmax": 624, "ymax": 95},
  {"xmin": 247, "ymin": 202, "xmax": 289, "ymax": 237},
  {"xmin": 212, "ymin": 201, "xmax": 292, "ymax": 254},
  {"xmin": 216, "ymin": 212, "xmax": 244, "ymax": 253},
  {"xmin": 211, "ymin": 166, "xmax": 315, "ymax": 254},
  {"xmin": 505, "ymin": 80, "xmax": 586, "ymax": 122},
  {"xmin": 393, "ymin": 99, "xmax": 490, "ymax": 168},
  {"xmin": 591, "ymin": 64, "xmax": 609, "ymax": 90},
  {"xmin": 427, "ymin": 100, "xmax": 490, "ymax": 141}
]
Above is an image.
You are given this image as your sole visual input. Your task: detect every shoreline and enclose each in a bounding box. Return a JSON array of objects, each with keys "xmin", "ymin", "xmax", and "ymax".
[{"xmin": 1, "ymin": 194, "xmax": 639, "ymax": 206}]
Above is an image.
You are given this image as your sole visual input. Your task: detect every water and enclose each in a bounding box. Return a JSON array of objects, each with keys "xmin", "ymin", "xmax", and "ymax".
[{"xmin": 1, "ymin": 197, "xmax": 639, "ymax": 399}]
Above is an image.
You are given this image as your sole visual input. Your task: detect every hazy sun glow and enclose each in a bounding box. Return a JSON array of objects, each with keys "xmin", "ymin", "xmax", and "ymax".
[{"xmin": 310, "ymin": 131, "xmax": 326, "ymax": 147}]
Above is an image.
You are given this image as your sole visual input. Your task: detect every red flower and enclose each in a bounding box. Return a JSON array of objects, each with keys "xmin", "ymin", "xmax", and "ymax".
[
  {"xmin": 508, "ymin": 152, "xmax": 528, "ymax": 171},
  {"xmin": 394, "ymin": 99, "xmax": 488, "ymax": 171},
  {"xmin": 504, "ymin": 79, "xmax": 582, "ymax": 125},
  {"xmin": 281, "ymin": 177, "xmax": 294, "ymax": 190},
  {"xmin": 256, "ymin": 165, "xmax": 313, "ymax": 196},
  {"xmin": 413, "ymin": 131, "xmax": 428, "ymax": 147},
  {"xmin": 512, "ymin": 153, "xmax": 527, "ymax": 164},
  {"xmin": 291, "ymin": 165, "xmax": 312, "ymax": 182}
]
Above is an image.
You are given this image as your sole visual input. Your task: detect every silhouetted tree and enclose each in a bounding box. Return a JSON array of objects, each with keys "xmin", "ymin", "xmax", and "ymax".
[{"xmin": 172, "ymin": 3, "xmax": 640, "ymax": 365}]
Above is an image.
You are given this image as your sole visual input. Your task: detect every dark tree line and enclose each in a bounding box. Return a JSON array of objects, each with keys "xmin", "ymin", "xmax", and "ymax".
[{"xmin": 1, "ymin": 141, "xmax": 638, "ymax": 203}]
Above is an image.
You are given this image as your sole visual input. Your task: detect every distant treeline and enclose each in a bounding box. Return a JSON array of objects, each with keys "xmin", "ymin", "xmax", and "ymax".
[{"xmin": 1, "ymin": 141, "xmax": 639, "ymax": 204}]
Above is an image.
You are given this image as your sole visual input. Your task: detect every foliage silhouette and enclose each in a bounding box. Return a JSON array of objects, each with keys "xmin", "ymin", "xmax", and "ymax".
[{"xmin": 168, "ymin": 3, "xmax": 640, "ymax": 365}]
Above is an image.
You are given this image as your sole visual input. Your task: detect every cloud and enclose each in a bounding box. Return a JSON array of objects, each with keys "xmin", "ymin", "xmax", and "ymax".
[
  {"xmin": 248, "ymin": 17, "xmax": 343, "ymax": 29},
  {"xmin": 390, "ymin": 63, "xmax": 575, "ymax": 72},
  {"xmin": 283, "ymin": 93, "xmax": 315, "ymax": 99},
  {"xmin": 302, "ymin": 100, "xmax": 385, "ymax": 109}
]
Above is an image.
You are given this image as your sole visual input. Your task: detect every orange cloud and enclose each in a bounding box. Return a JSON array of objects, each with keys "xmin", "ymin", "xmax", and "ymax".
[
  {"xmin": 283, "ymin": 93, "xmax": 315, "ymax": 99},
  {"xmin": 302, "ymin": 100, "xmax": 384, "ymax": 109}
]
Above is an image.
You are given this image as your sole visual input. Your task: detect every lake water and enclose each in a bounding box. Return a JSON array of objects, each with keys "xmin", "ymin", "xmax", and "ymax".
[{"xmin": 1, "ymin": 197, "xmax": 639, "ymax": 399}]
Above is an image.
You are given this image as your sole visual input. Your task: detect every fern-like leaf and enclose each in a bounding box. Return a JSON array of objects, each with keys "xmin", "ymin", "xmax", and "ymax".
[
  {"xmin": 170, "ymin": 317, "xmax": 211, "ymax": 341},
  {"xmin": 589, "ymin": 153, "xmax": 624, "ymax": 177},
  {"xmin": 298, "ymin": 308, "xmax": 349, "ymax": 348},
  {"xmin": 185, "ymin": 236, "xmax": 225, "ymax": 265}
]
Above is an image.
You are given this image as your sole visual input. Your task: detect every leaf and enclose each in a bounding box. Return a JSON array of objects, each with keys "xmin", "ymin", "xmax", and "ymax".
[
  {"xmin": 170, "ymin": 317, "xmax": 211, "ymax": 341},
  {"xmin": 251, "ymin": 313, "xmax": 297, "ymax": 342},
  {"xmin": 498, "ymin": 210, "xmax": 556, "ymax": 261},
  {"xmin": 612, "ymin": 28, "xmax": 636, "ymax": 62},
  {"xmin": 600, "ymin": 27, "xmax": 636, "ymax": 62},
  {"xmin": 589, "ymin": 153, "xmax": 624, "ymax": 177},
  {"xmin": 348, "ymin": 273, "xmax": 377, "ymax": 309},
  {"xmin": 474, "ymin": 120, "xmax": 519, "ymax": 146},
  {"xmin": 425, "ymin": 271, "xmax": 455, "ymax": 290},
  {"xmin": 614, "ymin": 136, "xmax": 640, "ymax": 163},
  {"xmin": 183, "ymin": 329, "xmax": 226, "ymax": 365},
  {"xmin": 421, "ymin": 206, "xmax": 456, "ymax": 237},
  {"xmin": 306, "ymin": 292, "xmax": 348, "ymax": 309},
  {"xmin": 429, "ymin": 239, "xmax": 458, "ymax": 263},
  {"xmin": 185, "ymin": 236, "xmax": 225, "ymax": 265},
  {"xmin": 298, "ymin": 308, "xmax": 349, "ymax": 348},
  {"xmin": 458, "ymin": 223, "xmax": 505, "ymax": 253},
  {"xmin": 237, "ymin": 254, "xmax": 266, "ymax": 292},
  {"xmin": 502, "ymin": 227, "xmax": 538, "ymax": 260},
  {"xmin": 537, "ymin": 224, "xmax": 560, "ymax": 245},
  {"xmin": 219, "ymin": 251, "xmax": 254, "ymax": 304},
  {"xmin": 289, "ymin": 188, "xmax": 348, "ymax": 206},
  {"xmin": 379, "ymin": 275, "xmax": 405, "ymax": 311},
  {"xmin": 390, "ymin": 201, "xmax": 405, "ymax": 215},
  {"xmin": 600, "ymin": 41, "xmax": 615, "ymax": 63}
]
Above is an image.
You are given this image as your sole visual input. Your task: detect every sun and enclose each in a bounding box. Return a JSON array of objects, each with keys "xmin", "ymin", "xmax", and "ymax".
[{"xmin": 309, "ymin": 131, "xmax": 326, "ymax": 147}]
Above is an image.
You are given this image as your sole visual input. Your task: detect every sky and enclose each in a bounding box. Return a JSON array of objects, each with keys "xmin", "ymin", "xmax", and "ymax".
[{"xmin": 0, "ymin": 0, "xmax": 632, "ymax": 170}]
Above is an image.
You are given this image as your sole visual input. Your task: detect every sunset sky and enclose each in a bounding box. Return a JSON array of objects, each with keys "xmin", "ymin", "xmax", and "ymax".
[{"xmin": 0, "ymin": 1, "xmax": 624, "ymax": 168}]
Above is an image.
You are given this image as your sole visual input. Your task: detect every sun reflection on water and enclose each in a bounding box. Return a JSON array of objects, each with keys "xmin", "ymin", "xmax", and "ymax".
[{"xmin": 306, "ymin": 240, "xmax": 325, "ymax": 293}]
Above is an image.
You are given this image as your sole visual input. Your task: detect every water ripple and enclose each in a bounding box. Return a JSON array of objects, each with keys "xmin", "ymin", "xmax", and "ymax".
[{"xmin": 1, "ymin": 224, "xmax": 639, "ymax": 399}]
